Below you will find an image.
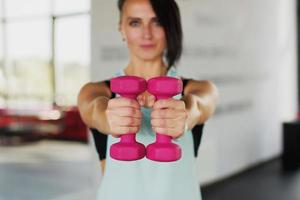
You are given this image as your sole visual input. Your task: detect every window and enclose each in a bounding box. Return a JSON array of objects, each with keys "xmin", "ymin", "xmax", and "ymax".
[
  {"xmin": 53, "ymin": 0, "xmax": 90, "ymax": 15},
  {"xmin": 55, "ymin": 15, "xmax": 90, "ymax": 105},
  {"xmin": 5, "ymin": 0, "xmax": 50, "ymax": 18},
  {"xmin": 0, "ymin": 0, "xmax": 90, "ymax": 109},
  {"xmin": 6, "ymin": 19, "xmax": 52, "ymax": 108},
  {"xmin": 0, "ymin": 0, "xmax": 5, "ymax": 107}
]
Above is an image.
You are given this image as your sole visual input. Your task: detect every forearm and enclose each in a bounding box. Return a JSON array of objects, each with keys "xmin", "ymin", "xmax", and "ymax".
[
  {"xmin": 182, "ymin": 92, "xmax": 217, "ymax": 129},
  {"xmin": 78, "ymin": 96, "xmax": 111, "ymax": 135},
  {"xmin": 181, "ymin": 94, "xmax": 200, "ymax": 130}
]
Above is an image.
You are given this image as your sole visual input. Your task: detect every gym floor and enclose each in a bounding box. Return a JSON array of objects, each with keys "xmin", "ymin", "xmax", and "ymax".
[
  {"xmin": 1, "ymin": 140, "xmax": 300, "ymax": 200},
  {"xmin": 0, "ymin": 140, "xmax": 100, "ymax": 200},
  {"xmin": 202, "ymin": 158, "xmax": 300, "ymax": 200}
]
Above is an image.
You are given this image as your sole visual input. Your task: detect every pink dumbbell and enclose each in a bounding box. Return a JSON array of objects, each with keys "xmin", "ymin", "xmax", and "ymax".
[
  {"xmin": 110, "ymin": 76, "xmax": 147, "ymax": 161},
  {"xmin": 146, "ymin": 77, "xmax": 183, "ymax": 162}
]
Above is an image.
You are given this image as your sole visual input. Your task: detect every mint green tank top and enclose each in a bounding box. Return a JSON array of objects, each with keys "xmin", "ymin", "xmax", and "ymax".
[{"xmin": 97, "ymin": 67, "xmax": 202, "ymax": 200}]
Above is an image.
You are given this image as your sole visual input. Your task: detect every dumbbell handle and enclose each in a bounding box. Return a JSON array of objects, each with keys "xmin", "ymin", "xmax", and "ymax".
[{"xmin": 118, "ymin": 93, "xmax": 138, "ymax": 143}]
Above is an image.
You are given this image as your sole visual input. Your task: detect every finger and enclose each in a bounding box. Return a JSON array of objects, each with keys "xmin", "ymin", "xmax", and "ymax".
[
  {"xmin": 109, "ymin": 107, "xmax": 142, "ymax": 118},
  {"xmin": 114, "ymin": 126, "xmax": 140, "ymax": 134},
  {"xmin": 153, "ymin": 99, "xmax": 185, "ymax": 110},
  {"xmin": 145, "ymin": 94, "xmax": 156, "ymax": 108},
  {"xmin": 137, "ymin": 95, "xmax": 145, "ymax": 106},
  {"xmin": 111, "ymin": 116, "xmax": 141, "ymax": 127},
  {"xmin": 151, "ymin": 118, "xmax": 176, "ymax": 129},
  {"xmin": 152, "ymin": 127, "xmax": 183, "ymax": 139},
  {"xmin": 151, "ymin": 109, "xmax": 185, "ymax": 119},
  {"xmin": 108, "ymin": 97, "xmax": 140, "ymax": 109},
  {"xmin": 152, "ymin": 127, "xmax": 180, "ymax": 138}
]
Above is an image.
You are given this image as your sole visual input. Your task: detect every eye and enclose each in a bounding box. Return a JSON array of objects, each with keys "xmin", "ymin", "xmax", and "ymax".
[
  {"xmin": 129, "ymin": 20, "xmax": 140, "ymax": 27},
  {"xmin": 153, "ymin": 18, "xmax": 162, "ymax": 26}
]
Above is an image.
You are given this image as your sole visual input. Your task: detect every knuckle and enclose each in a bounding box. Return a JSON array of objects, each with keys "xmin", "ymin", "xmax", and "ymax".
[
  {"xmin": 129, "ymin": 108, "xmax": 136, "ymax": 116},
  {"xmin": 129, "ymin": 118, "xmax": 135, "ymax": 125},
  {"xmin": 127, "ymin": 99, "xmax": 133, "ymax": 106},
  {"xmin": 130, "ymin": 99, "xmax": 138, "ymax": 107}
]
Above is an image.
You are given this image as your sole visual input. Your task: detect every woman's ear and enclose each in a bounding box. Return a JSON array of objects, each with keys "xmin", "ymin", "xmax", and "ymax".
[{"xmin": 118, "ymin": 23, "xmax": 126, "ymax": 42}]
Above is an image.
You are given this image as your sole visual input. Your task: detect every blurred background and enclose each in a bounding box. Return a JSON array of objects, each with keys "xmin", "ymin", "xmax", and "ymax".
[{"xmin": 0, "ymin": 0, "xmax": 300, "ymax": 200}]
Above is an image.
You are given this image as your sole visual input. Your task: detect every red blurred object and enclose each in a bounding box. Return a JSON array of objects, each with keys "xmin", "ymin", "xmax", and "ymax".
[
  {"xmin": 0, "ymin": 106, "xmax": 88, "ymax": 143},
  {"xmin": 55, "ymin": 106, "xmax": 88, "ymax": 142}
]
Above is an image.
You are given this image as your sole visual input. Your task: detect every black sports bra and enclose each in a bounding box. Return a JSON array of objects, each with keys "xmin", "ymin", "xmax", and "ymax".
[{"xmin": 91, "ymin": 78, "xmax": 204, "ymax": 160}]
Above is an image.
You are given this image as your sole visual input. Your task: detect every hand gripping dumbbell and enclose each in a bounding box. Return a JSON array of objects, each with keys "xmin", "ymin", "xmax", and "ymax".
[
  {"xmin": 110, "ymin": 76, "xmax": 147, "ymax": 161},
  {"xmin": 146, "ymin": 77, "xmax": 183, "ymax": 162}
]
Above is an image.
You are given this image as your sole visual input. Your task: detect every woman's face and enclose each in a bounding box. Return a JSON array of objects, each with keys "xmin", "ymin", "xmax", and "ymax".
[{"xmin": 119, "ymin": 0, "xmax": 166, "ymax": 62}]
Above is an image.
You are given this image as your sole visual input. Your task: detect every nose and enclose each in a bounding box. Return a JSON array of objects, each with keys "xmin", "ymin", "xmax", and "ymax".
[{"xmin": 143, "ymin": 25, "xmax": 152, "ymax": 40}]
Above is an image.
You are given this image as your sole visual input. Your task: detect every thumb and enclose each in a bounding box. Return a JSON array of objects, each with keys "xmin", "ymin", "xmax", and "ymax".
[
  {"xmin": 137, "ymin": 95, "xmax": 145, "ymax": 107},
  {"xmin": 146, "ymin": 94, "xmax": 156, "ymax": 108}
]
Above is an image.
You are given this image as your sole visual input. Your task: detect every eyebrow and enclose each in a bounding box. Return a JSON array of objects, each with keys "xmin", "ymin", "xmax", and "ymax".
[
  {"xmin": 127, "ymin": 17, "xmax": 141, "ymax": 21},
  {"xmin": 126, "ymin": 16, "xmax": 158, "ymax": 21}
]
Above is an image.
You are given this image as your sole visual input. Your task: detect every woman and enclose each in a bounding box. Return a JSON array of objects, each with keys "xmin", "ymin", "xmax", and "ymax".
[{"xmin": 77, "ymin": 0, "xmax": 218, "ymax": 199}]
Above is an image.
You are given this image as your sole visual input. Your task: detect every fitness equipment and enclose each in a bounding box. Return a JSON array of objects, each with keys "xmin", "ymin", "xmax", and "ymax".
[
  {"xmin": 146, "ymin": 77, "xmax": 183, "ymax": 162},
  {"xmin": 110, "ymin": 76, "xmax": 147, "ymax": 161}
]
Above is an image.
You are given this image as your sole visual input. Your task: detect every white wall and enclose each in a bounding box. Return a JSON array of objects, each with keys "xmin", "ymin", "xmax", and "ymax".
[{"xmin": 91, "ymin": 0, "xmax": 298, "ymax": 184}]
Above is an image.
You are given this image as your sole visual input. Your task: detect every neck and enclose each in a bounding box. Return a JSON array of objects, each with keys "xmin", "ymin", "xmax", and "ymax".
[{"xmin": 124, "ymin": 58, "xmax": 168, "ymax": 80}]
